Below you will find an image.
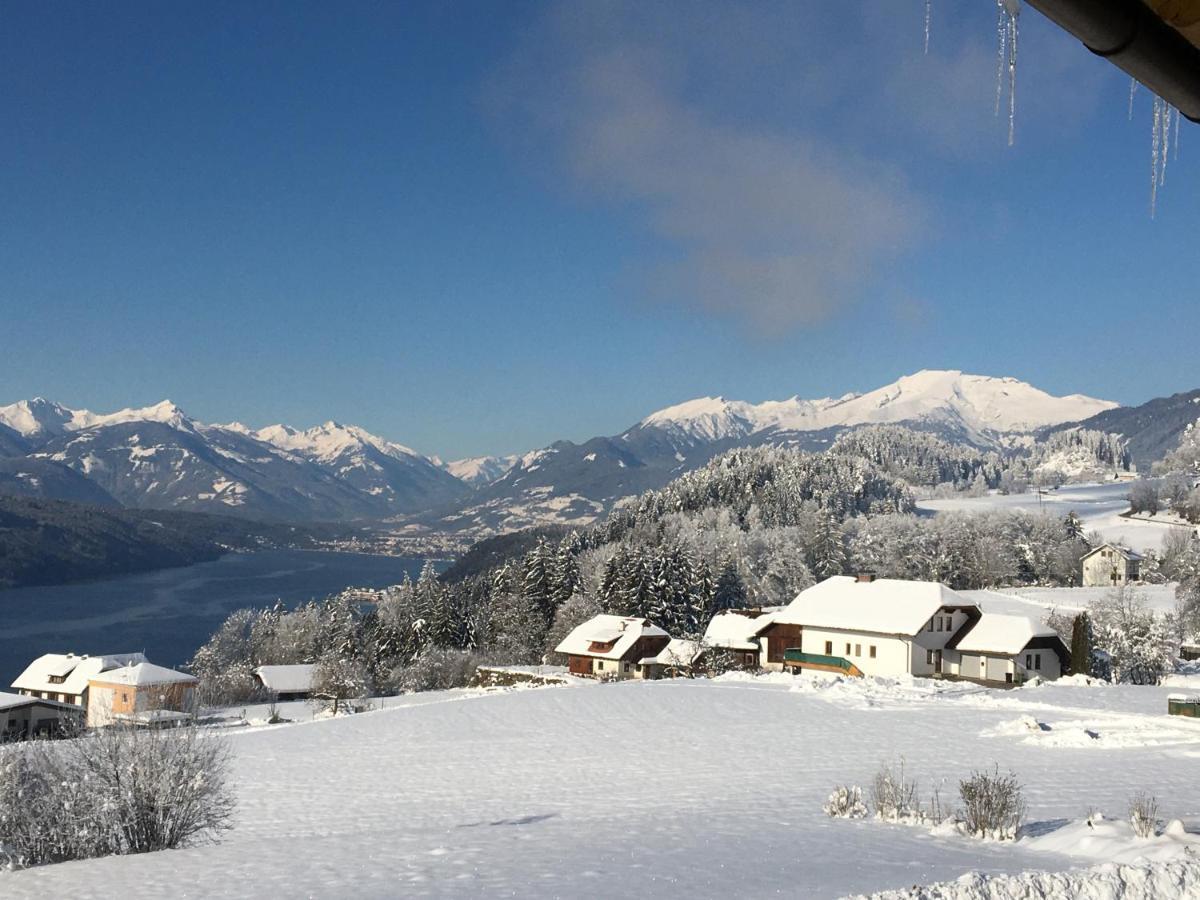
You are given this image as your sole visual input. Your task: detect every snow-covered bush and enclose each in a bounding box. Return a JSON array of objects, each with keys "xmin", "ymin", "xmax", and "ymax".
[
  {"xmin": 0, "ymin": 726, "xmax": 234, "ymax": 869},
  {"xmin": 1091, "ymin": 588, "xmax": 1173, "ymax": 685},
  {"xmin": 1129, "ymin": 791, "xmax": 1160, "ymax": 839},
  {"xmin": 387, "ymin": 648, "xmax": 487, "ymax": 694},
  {"xmin": 871, "ymin": 759, "xmax": 920, "ymax": 822},
  {"xmin": 310, "ymin": 655, "xmax": 372, "ymax": 714},
  {"xmin": 958, "ymin": 766, "xmax": 1025, "ymax": 840},
  {"xmin": 823, "ymin": 785, "xmax": 867, "ymax": 819}
]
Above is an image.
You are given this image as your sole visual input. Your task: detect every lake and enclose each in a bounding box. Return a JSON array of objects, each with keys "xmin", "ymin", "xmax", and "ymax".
[{"xmin": 0, "ymin": 550, "xmax": 430, "ymax": 686}]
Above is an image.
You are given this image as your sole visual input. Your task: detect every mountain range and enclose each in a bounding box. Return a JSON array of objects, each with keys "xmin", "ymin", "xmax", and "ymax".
[{"xmin": 1, "ymin": 370, "xmax": 1193, "ymax": 533}]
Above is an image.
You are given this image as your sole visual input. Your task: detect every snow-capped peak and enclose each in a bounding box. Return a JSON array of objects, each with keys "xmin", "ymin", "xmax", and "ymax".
[
  {"xmin": 0, "ymin": 397, "xmax": 82, "ymax": 438},
  {"xmin": 440, "ymin": 454, "xmax": 521, "ymax": 486},
  {"xmin": 638, "ymin": 370, "xmax": 1117, "ymax": 442},
  {"xmin": 250, "ymin": 421, "xmax": 420, "ymax": 463},
  {"xmin": 0, "ymin": 398, "xmax": 198, "ymax": 437},
  {"xmin": 80, "ymin": 400, "xmax": 197, "ymax": 432}
]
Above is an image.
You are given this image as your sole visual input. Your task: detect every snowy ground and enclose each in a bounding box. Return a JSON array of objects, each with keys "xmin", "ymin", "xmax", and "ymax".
[
  {"xmin": 918, "ymin": 482, "xmax": 1195, "ymax": 553},
  {"xmin": 5, "ymin": 674, "xmax": 1200, "ymax": 898},
  {"xmin": 962, "ymin": 584, "xmax": 1181, "ymax": 620}
]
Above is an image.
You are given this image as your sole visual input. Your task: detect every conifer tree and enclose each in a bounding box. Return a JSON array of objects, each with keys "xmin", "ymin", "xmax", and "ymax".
[{"xmin": 1070, "ymin": 611, "xmax": 1092, "ymax": 676}]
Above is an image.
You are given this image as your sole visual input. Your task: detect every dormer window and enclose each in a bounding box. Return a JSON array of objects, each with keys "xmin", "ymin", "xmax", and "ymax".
[{"xmin": 48, "ymin": 675, "xmax": 66, "ymax": 684}]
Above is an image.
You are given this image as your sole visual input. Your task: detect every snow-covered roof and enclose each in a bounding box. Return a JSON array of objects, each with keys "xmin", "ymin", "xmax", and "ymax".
[
  {"xmin": 11, "ymin": 652, "xmax": 147, "ymax": 696},
  {"xmin": 951, "ymin": 613, "xmax": 1059, "ymax": 656},
  {"xmin": 91, "ymin": 662, "xmax": 198, "ymax": 687},
  {"xmin": 703, "ymin": 611, "xmax": 772, "ymax": 650},
  {"xmin": 555, "ymin": 615, "xmax": 668, "ymax": 661},
  {"xmin": 773, "ymin": 576, "xmax": 977, "ymax": 636},
  {"xmin": 254, "ymin": 664, "xmax": 317, "ymax": 693},
  {"xmin": 642, "ymin": 639, "xmax": 703, "ymax": 667},
  {"xmin": 0, "ymin": 690, "xmax": 78, "ymax": 712},
  {"xmin": 1081, "ymin": 543, "xmax": 1143, "ymax": 562}
]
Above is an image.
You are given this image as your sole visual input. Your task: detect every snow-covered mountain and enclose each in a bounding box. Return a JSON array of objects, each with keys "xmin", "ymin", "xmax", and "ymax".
[
  {"xmin": 0, "ymin": 400, "xmax": 469, "ymax": 521},
  {"xmin": 437, "ymin": 455, "xmax": 521, "ymax": 487},
  {"xmin": 638, "ymin": 370, "xmax": 1117, "ymax": 445},
  {"xmin": 437, "ymin": 371, "xmax": 1119, "ymax": 535},
  {"xmin": 0, "ymin": 373, "xmax": 1131, "ymax": 530}
]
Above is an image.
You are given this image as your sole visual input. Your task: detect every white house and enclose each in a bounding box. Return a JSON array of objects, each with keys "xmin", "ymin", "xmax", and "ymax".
[
  {"xmin": 254, "ymin": 664, "xmax": 317, "ymax": 701},
  {"xmin": 11, "ymin": 652, "xmax": 147, "ymax": 709},
  {"xmin": 771, "ymin": 575, "xmax": 981, "ymax": 678},
  {"xmin": 554, "ymin": 615, "xmax": 670, "ymax": 680},
  {"xmin": 770, "ymin": 575, "xmax": 1066, "ymax": 685},
  {"xmin": 1081, "ymin": 543, "xmax": 1142, "ymax": 587},
  {"xmin": 948, "ymin": 613, "xmax": 1067, "ymax": 684}
]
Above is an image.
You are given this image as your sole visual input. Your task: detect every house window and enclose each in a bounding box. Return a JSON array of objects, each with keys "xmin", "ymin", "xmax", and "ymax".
[
  {"xmin": 825, "ymin": 641, "xmax": 833, "ymax": 655},
  {"xmin": 855, "ymin": 644, "xmax": 861, "ymax": 657},
  {"xmin": 869, "ymin": 646, "xmax": 877, "ymax": 658},
  {"xmin": 1025, "ymin": 654, "xmax": 1032, "ymax": 669},
  {"xmin": 927, "ymin": 620, "xmax": 934, "ymax": 632},
  {"xmin": 49, "ymin": 675, "xmax": 66, "ymax": 684},
  {"xmin": 1034, "ymin": 653, "xmax": 1042, "ymax": 671},
  {"xmin": 926, "ymin": 649, "xmax": 934, "ymax": 665},
  {"xmin": 121, "ymin": 693, "xmax": 129, "ymax": 703},
  {"xmin": 845, "ymin": 643, "xmax": 852, "ymax": 656}
]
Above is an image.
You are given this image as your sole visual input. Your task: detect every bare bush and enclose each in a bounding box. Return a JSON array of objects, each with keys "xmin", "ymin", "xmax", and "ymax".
[
  {"xmin": 823, "ymin": 785, "xmax": 867, "ymax": 819},
  {"xmin": 0, "ymin": 726, "xmax": 234, "ymax": 869},
  {"xmin": 1129, "ymin": 791, "xmax": 1160, "ymax": 839},
  {"xmin": 959, "ymin": 766, "xmax": 1025, "ymax": 840},
  {"xmin": 871, "ymin": 758, "xmax": 920, "ymax": 821}
]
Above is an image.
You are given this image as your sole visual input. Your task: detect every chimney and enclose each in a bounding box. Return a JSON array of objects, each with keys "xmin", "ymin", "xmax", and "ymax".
[{"xmin": 856, "ymin": 573, "xmax": 876, "ymax": 583}]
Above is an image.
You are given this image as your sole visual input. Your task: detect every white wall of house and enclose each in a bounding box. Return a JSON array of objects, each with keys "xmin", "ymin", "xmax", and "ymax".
[
  {"xmin": 591, "ymin": 657, "xmax": 639, "ymax": 680},
  {"xmin": 1082, "ymin": 549, "xmax": 1137, "ymax": 587},
  {"xmin": 799, "ymin": 627, "xmax": 912, "ymax": 677}
]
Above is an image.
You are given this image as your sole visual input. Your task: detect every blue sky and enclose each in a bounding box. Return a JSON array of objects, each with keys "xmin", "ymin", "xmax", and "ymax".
[{"xmin": 2, "ymin": 1, "xmax": 1196, "ymax": 459}]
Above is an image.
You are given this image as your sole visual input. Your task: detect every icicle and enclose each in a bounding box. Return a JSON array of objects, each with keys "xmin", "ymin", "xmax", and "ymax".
[
  {"xmin": 1128, "ymin": 78, "xmax": 1138, "ymax": 121},
  {"xmin": 1150, "ymin": 95, "xmax": 1164, "ymax": 217},
  {"xmin": 994, "ymin": 3, "xmax": 1008, "ymax": 118},
  {"xmin": 1173, "ymin": 106, "xmax": 1181, "ymax": 160},
  {"xmin": 994, "ymin": 0, "xmax": 1020, "ymax": 146},
  {"xmin": 924, "ymin": 0, "xmax": 932, "ymax": 54},
  {"xmin": 1006, "ymin": 1, "xmax": 1018, "ymax": 146},
  {"xmin": 1160, "ymin": 102, "xmax": 1172, "ymax": 188}
]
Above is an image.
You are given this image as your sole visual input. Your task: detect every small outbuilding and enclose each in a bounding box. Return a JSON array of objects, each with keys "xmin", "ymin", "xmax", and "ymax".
[
  {"xmin": 1080, "ymin": 543, "xmax": 1142, "ymax": 587},
  {"xmin": 254, "ymin": 664, "xmax": 317, "ymax": 701},
  {"xmin": 0, "ymin": 691, "xmax": 83, "ymax": 741},
  {"xmin": 948, "ymin": 613, "xmax": 1069, "ymax": 685},
  {"xmin": 86, "ymin": 662, "xmax": 199, "ymax": 727}
]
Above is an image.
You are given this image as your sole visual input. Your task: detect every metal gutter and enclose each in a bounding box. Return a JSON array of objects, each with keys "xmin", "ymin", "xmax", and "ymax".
[{"xmin": 1025, "ymin": 0, "xmax": 1200, "ymax": 121}]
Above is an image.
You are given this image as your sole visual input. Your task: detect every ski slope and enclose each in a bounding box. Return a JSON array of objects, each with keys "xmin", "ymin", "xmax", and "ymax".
[{"xmin": 5, "ymin": 675, "xmax": 1200, "ymax": 898}]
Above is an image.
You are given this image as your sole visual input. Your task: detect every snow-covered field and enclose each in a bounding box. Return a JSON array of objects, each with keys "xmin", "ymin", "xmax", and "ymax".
[
  {"xmin": 919, "ymin": 481, "xmax": 1195, "ymax": 553},
  {"xmin": 962, "ymin": 584, "xmax": 1181, "ymax": 619},
  {"xmin": 5, "ymin": 674, "xmax": 1200, "ymax": 898}
]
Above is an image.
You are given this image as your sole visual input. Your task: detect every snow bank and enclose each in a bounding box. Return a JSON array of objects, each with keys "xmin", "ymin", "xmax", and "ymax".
[{"xmin": 846, "ymin": 859, "xmax": 1200, "ymax": 899}]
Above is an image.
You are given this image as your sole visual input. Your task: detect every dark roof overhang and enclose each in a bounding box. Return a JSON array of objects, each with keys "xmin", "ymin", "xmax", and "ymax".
[{"xmin": 1026, "ymin": 0, "xmax": 1200, "ymax": 122}]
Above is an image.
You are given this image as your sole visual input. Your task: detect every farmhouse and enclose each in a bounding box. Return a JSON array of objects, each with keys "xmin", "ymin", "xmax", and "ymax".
[
  {"xmin": 1081, "ymin": 543, "xmax": 1142, "ymax": 587},
  {"xmin": 85, "ymin": 661, "xmax": 199, "ymax": 727},
  {"xmin": 948, "ymin": 613, "xmax": 1068, "ymax": 684},
  {"xmin": 768, "ymin": 575, "xmax": 1066, "ymax": 686},
  {"xmin": 554, "ymin": 615, "xmax": 670, "ymax": 680},
  {"xmin": 770, "ymin": 575, "xmax": 981, "ymax": 678},
  {"xmin": 11, "ymin": 651, "xmax": 148, "ymax": 709},
  {"xmin": 639, "ymin": 639, "xmax": 704, "ymax": 679},
  {"xmin": 254, "ymin": 664, "xmax": 317, "ymax": 701},
  {"xmin": 0, "ymin": 691, "xmax": 83, "ymax": 741}
]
